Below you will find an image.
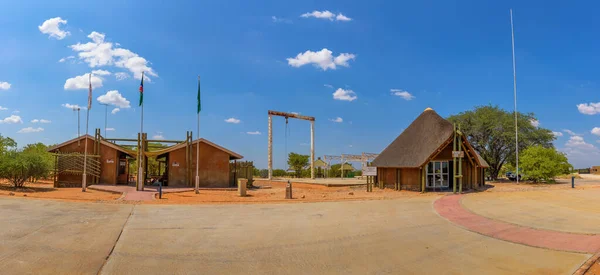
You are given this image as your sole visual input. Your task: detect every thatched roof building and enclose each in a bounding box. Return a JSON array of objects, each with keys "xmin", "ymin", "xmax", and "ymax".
[{"xmin": 372, "ymin": 108, "xmax": 488, "ymax": 191}]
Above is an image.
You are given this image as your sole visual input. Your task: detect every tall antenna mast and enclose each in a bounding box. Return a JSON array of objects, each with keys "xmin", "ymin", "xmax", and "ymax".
[{"xmin": 510, "ymin": 9, "xmax": 519, "ymax": 183}]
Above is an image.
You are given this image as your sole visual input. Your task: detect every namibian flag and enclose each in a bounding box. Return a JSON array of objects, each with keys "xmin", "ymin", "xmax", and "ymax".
[{"xmin": 139, "ymin": 72, "xmax": 144, "ymax": 106}]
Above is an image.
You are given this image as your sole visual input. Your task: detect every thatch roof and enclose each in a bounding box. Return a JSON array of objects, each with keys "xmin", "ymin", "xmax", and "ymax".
[
  {"xmin": 313, "ymin": 158, "xmax": 328, "ymax": 168},
  {"xmin": 372, "ymin": 108, "xmax": 454, "ymax": 168},
  {"xmin": 372, "ymin": 108, "xmax": 490, "ymax": 169}
]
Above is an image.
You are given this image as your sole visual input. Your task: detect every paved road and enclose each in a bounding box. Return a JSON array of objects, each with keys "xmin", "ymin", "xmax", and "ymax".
[
  {"xmin": 462, "ymin": 189, "xmax": 600, "ymax": 234},
  {"xmin": 0, "ymin": 196, "xmax": 591, "ymax": 274}
]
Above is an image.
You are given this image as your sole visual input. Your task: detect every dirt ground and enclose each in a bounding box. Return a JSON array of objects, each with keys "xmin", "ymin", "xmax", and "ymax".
[
  {"xmin": 0, "ymin": 180, "xmax": 121, "ymax": 202},
  {"xmin": 149, "ymin": 179, "xmax": 439, "ymax": 204}
]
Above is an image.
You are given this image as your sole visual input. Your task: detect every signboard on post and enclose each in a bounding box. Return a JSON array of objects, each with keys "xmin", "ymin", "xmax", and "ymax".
[
  {"xmin": 363, "ymin": 166, "xmax": 377, "ymax": 176},
  {"xmin": 452, "ymin": 151, "xmax": 464, "ymax": 158}
]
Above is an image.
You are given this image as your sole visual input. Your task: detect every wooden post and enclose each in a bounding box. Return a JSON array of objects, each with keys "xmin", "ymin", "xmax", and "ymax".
[
  {"xmin": 267, "ymin": 114, "xmax": 273, "ymax": 180},
  {"xmin": 53, "ymin": 154, "xmax": 58, "ymax": 187},
  {"xmin": 421, "ymin": 167, "xmax": 425, "ymax": 193},
  {"xmin": 310, "ymin": 120, "xmax": 315, "ymax": 179},
  {"xmin": 458, "ymin": 126, "xmax": 463, "ymax": 193},
  {"xmin": 452, "ymin": 124, "xmax": 457, "ymax": 194},
  {"xmin": 143, "ymin": 133, "xmax": 148, "ymax": 186}
]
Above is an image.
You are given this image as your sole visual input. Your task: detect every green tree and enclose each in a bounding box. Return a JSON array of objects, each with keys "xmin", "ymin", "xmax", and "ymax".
[
  {"xmin": 147, "ymin": 143, "xmax": 168, "ymax": 177},
  {"xmin": 22, "ymin": 143, "xmax": 53, "ymax": 182},
  {"xmin": 0, "ymin": 134, "xmax": 16, "ymax": 155},
  {"xmin": 272, "ymin": 169, "xmax": 287, "ymax": 177},
  {"xmin": 520, "ymin": 146, "xmax": 571, "ymax": 183},
  {"xmin": 447, "ymin": 105, "xmax": 555, "ymax": 180},
  {"xmin": 0, "ymin": 149, "xmax": 52, "ymax": 188},
  {"xmin": 287, "ymin": 152, "xmax": 309, "ymax": 178}
]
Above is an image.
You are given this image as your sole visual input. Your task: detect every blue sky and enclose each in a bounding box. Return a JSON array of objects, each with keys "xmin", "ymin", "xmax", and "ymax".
[{"xmin": 1, "ymin": 0, "xmax": 600, "ymax": 169}]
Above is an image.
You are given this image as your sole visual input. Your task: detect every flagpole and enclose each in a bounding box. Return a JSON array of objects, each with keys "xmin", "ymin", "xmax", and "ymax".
[
  {"xmin": 195, "ymin": 76, "xmax": 200, "ymax": 194},
  {"xmin": 82, "ymin": 72, "xmax": 92, "ymax": 192},
  {"xmin": 138, "ymin": 72, "xmax": 144, "ymax": 191},
  {"xmin": 510, "ymin": 9, "xmax": 519, "ymax": 184}
]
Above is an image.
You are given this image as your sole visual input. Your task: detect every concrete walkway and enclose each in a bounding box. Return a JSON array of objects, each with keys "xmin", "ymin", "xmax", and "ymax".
[
  {"xmin": 435, "ymin": 194, "xmax": 600, "ymax": 253},
  {"xmin": 0, "ymin": 196, "xmax": 591, "ymax": 274},
  {"xmin": 89, "ymin": 185, "xmax": 194, "ymax": 201}
]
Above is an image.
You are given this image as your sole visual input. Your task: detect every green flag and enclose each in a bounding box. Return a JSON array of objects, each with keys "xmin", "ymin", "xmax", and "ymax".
[
  {"xmin": 139, "ymin": 72, "xmax": 144, "ymax": 106},
  {"xmin": 197, "ymin": 76, "xmax": 201, "ymax": 113}
]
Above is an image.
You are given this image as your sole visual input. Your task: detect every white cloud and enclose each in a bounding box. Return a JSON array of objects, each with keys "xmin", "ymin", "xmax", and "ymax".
[
  {"xmin": 92, "ymin": 69, "xmax": 111, "ymax": 76},
  {"xmin": 246, "ymin": 131, "xmax": 261, "ymax": 135},
  {"xmin": 287, "ymin": 48, "xmax": 356, "ymax": 70},
  {"xmin": 115, "ymin": 72, "xmax": 129, "ymax": 81},
  {"xmin": 105, "ymin": 128, "xmax": 115, "ymax": 131},
  {"xmin": 64, "ymin": 73, "xmax": 103, "ymax": 90},
  {"xmin": 111, "ymin": 108, "xmax": 120, "ymax": 114},
  {"xmin": 324, "ymin": 84, "xmax": 333, "ymax": 88},
  {"xmin": 97, "ymin": 90, "xmax": 130, "ymax": 108},
  {"xmin": 577, "ymin": 102, "xmax": 600, "ymax": 115},
  {"xmin": 69, "ymin": 31, "xmax": 158, "ymax": 80},
  {"xmin": 17, "ymin": 127, "xmax": 44, "ymax": 134},
  {"xmin": 0, "ymin": 115, "xmax": 22, "ymax": 124},
  {"xmin": 529, "ymin": 119, "xmax": 540, "ymax": 128},
  {"xmin": 38, "ymin": 17, "xmax": 70, "ymax": 40},
  {"xmin": 336, "ymin": 13, "xmax": 352, "ymax": 21},
  {"xmin": 31, "ymin": 119, "xmax": 51, "ymax": 123},
  {"xmin": 272, "ymin": 16, "xmax": 292, "ymax": 24},
  {"xmin": 300, "ymin": 11, "xmax": 352, "ymax": 21},
  {"xmin": 225, "ymin": 117, "xmax": 241, "ymax": 124},
  {"xmin": 391, "ymin": 89, "xmax": 415, "ymax": 100},
  {"xmin": 563, "ymin": 129, "xmax": 579, "ymax": 136},
  {"xmin": 329, "ymin": 117, "xmax": 343, "ymax": 123},
  {"xmin": 592, "ymin": 127, "xmax": 600, "ymax": 137},
  {"xmin": 153, "ymin": 134, "xmax": 164, "ymax": 139},
  {"xmin": 58, "ymin": 56, "xmax": 75, "ymax": 63},
  {"xmin": 0, "ymin": 82, "xmax": 11, "ymax": 90},
  {"xmin": 552, "ymin": 131, "xmax": 563, "ymax": 137},
  {"xmin": 301, "ymin": 10, "xmax": 336, "ymax": 20},
  {"xmin": 333, "ymin": 88, "xmax": 357, "ymax": 101},
  {"xmin": 0, "ymin": 106, "xmax": 7, "ymax": 111},
  {"xmin": 566, "ymin": 135, "xmax": 595, "ymax": 150},
  {"xmin": 12, "ymin": 110, "xmax": 19, "ymax": 114},
  {"xmin": 62, "ymin": 103, "xmax": 85, "ymax": 110}
]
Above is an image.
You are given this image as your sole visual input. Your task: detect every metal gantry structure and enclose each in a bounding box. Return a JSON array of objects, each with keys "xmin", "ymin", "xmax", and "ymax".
[
  {"xmin": 323, "ymin": 152, "xmax": 379, "ymax": 179},
  {"xmin": 268, "ymin": 110, "xmax": 316, "ymax": 180}
]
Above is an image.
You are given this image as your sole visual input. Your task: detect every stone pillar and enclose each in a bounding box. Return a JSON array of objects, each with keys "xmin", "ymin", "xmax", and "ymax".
[
  {"xmin": 238, "ymin": 178, "xmax": 247, "ymax": 197},
  {"xmin": 268, "ymin": 114, "xmax": 273, "ymax": 180},
  {"xmin": 310, "ymin": 120, "xmax": 315, "ymax": 179}
]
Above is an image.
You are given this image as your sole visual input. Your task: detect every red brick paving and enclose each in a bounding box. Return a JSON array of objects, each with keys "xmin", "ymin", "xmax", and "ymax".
[{"xmin": 434, "ymin": 194, "xmax": 600, "ymax": 254}]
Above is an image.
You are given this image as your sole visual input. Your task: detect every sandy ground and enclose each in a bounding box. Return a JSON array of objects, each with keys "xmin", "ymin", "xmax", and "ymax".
[
  {"xmin": 269, "ymin": 177, "xmax": 367, "ymax": 186},
  {"xmin": 0, "ymin": 180, "xmax": 121, "ymax": 202},
  {"xmin": 150, "ymin": 180, "xmax": 438, "ymax": 204}
]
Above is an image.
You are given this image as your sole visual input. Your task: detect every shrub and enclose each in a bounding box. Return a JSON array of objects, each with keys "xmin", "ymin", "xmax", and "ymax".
[
  {"xmin": 520, "ymin": 145, "xmax": 572, "ymax": 183},
  {"xmin": 0, "ymin": 149, "xmax": 52, "ymax": 188}
]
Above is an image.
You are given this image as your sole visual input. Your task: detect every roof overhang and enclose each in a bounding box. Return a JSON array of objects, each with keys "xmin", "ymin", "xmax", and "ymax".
[{"xmin": 155, "ymin": 138, "xmax": 243, "ymax": 160}]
